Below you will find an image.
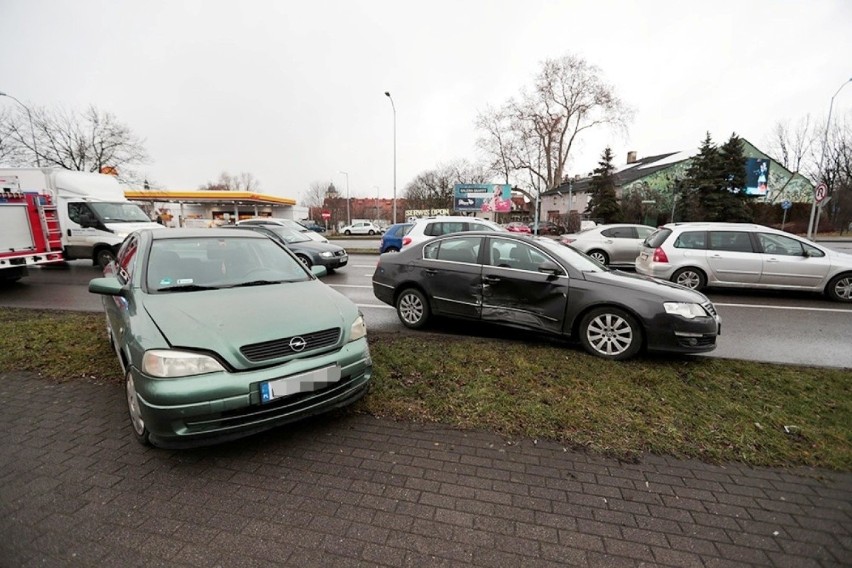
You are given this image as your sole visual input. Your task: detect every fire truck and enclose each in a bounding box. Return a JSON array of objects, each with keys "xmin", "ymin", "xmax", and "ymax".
[{"xmin": 0, "ymin": 180, "xmax": 64, "ymax": 282}]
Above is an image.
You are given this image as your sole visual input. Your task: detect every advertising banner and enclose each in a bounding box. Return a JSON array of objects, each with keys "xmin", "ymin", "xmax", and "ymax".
[
  {"xmin": 745, "ymin": 158, "xmax": 770, "ymax": 196},
  {"xmin": 453, "ymin": 183, "xmax": 512, "ymax": 212}
]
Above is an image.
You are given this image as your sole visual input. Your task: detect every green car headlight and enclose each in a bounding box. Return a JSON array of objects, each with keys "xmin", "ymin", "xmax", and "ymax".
[
  {"xmin": 349, "ymin": 315, "xmax": 367, "ymax": 342},
  {"xmin": 663, "ymin": 302, "xmax": 707, "ymax": 319},
  {"xmin": 142, "ymin": 349, "xmax": 225, "ymax": 377}
]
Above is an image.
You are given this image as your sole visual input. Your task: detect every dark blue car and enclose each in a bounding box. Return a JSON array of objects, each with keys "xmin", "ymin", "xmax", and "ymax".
[{"xmin": 379, "ymin": 223, "xmax": 413, "ymax": 253}]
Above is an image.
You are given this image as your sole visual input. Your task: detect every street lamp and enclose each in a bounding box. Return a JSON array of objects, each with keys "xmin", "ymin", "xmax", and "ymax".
[
  {"xmin": 0, "ymin": 91, "xmax": 41, "ymax": 167},
  {"xmin": 384, "ymin": 91, "xmax": 397, "ymax": 223},
  {"xmin": 807, "ymin": 77, "xmax": 852, "ymax": 239},
  {"xmin": 339, "ymin": 170, "xmax": 350, "ymax": 226}
]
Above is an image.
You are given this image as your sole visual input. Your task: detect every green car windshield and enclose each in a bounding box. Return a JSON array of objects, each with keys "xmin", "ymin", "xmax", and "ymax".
[{"xmin": 146, "ymin": 237, "xmax": 311, "ymax": 292}]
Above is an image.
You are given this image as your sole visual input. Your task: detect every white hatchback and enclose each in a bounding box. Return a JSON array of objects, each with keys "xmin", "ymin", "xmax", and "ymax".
[
  {"xmin": 339, "ymin": 221, "xmax": 383, "ymax": 236},
  {"xmin": 401, "ymin": 216, "xmax": 506, "ymax": 249}
]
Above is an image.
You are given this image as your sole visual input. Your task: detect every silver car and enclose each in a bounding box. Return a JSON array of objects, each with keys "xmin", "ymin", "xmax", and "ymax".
[
  {"xmin": 560, "ymin": 224, "xmax": 655, "ymax": 267},
  {"xmin": 635, "ymin": 222, "xmax": 852, "ymax": 302}
]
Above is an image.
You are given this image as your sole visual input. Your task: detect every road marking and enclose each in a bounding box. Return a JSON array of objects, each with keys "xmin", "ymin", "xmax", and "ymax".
[
  {"xmin": 351, "ymin": 264, "xmax": 377, "ymax": 268},
  {"xmin": 714, "ymin": 302, "xmax": 852, "ymax": 314},
  {"xmin": 328, "ymin": 284, "xmax": 373, "ymax": 289}
]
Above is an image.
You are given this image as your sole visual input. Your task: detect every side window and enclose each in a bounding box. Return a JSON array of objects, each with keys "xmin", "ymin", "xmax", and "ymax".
[
  {"xmin": 67, "ymin": 202, "xmax": 92, "ymax": 225},
  {"xmin": 674, "ymin": 231, "xmax": 707, "ymax": 250},
  {"xmin": 757, "ymin": 233, "xmax": 804, "ymax": 256},
  {"xmin": 601, "ymin": 227, "xmax": 634, "ymax": 238},
  {"xmin": 469, "ymin": 222, "xmax": 497, "ymax": 232},
  {"xmin": 489, "ymin": 240, "xmax": 547, "ymax": 272},
  {"xmin": 709, "ymin": 231, "xmax": 754, "ymax": 253},
  {"xmin": 434, "ymin": 237, "xmax": 481, "ymax": 264},
  {"xmin": 803, "ymin": 243, "xmax": 825, "ymax": 257},
  {"xmin": 424, "ymin": 241, "xmax": 439, "ymax": 259},
  {"xmin": 424, "ymin": 223, "xmax": 440, "ymax": 237},
  {"xmin": 116, "ymin": 236, "xmax": 138, "ymax": 283}
]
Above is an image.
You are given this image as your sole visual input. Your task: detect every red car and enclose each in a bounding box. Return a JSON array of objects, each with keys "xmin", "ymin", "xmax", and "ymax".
[{"xmin": 505, "ymin": 222, "xmax": 532, "ymax": 234}]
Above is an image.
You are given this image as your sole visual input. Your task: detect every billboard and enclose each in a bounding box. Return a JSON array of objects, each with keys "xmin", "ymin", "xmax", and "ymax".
[
  {"xmin": 745, "ymin": 158, "xmax": 770, "ymax": 196},
  {"xmin": 453, "ymin": 183, "xmax": 512, "ymax": 212}
]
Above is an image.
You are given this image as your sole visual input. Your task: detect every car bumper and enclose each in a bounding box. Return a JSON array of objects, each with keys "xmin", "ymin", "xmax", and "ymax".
[
  {"xmin": 645, "ymin": 314, "xmax": 720, "ymax": 354},
  {"xmin": 132, "ymin": 338, "xmax": 372, "ymax": 448},
  {"xmin": 635, "ymin": 261, "xmax": 676, "ymax": 280},
  {"xmin": 317, "ymin": 255, "xmax": 348, "ymax": 269}
]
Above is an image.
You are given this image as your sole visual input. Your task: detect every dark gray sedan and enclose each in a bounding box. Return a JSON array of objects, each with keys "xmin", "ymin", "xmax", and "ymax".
[
  {"xmin": 372, "ymin": 232, "xmax": 721, "ymax": 360},
  {"xmin": 224, "ymin": 224, "xmax": 348, "ymax": 272}
]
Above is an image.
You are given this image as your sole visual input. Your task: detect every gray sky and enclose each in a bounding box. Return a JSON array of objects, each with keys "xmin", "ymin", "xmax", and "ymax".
[{"xmin": 3, "ymin": 0, "xmax": 851, "ymax": 202}]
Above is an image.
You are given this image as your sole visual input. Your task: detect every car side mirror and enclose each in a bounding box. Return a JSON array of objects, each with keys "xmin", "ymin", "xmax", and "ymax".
[
  {"xmin": 537, "ymin": 261, "xmax": 563, "ymax": 277},
  {"xmin": 89, "ymin": 277, "xmax": 126, "ymax": 297},
  {"xmin": 78, "ymin": 214, "xmax": 98, "ymax": 228},
  {"xmin": 311, "ymin": 265, "xmax": 328, "ymax": 278}
]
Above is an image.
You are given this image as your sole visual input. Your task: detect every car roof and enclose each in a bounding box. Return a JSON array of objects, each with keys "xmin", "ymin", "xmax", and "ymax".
[
  {"xmin": 663, "ymin": 222, "xmax": 767, "ymax": 231},
  {"xmin": 148, "ymin": 228, "xmax": 266, "ymax": 240}
]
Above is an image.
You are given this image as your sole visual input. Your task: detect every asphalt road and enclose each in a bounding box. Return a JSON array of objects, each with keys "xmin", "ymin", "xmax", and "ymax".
[{"xmin": 2, "ymin": 251, "xmax": 851, "ymax": 368}]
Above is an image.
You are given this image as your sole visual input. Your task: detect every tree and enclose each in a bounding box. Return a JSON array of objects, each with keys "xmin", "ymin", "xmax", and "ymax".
[
  {"xmin": 1, "ymin": 104, "xmax": 148, "ymax": 183},
  {"xmin": 476, "ymin": 53, "xmax": 631, "ymax": 201},
  {"xmin": 765, "ymin": 116, "xmax": 815, "ymax": 176},
  {"xmin": 200, "ymin": 171, "xmax": 261, "ymax": 191},
  {"xmin": 716, "ymin": 133, "xmax": 752, "ymax": 222},
  {"xmin": 682, "ymin": 133, "xmax": 721, "ymax": 221},
  {"xmin": 403, "ymin": 159, "xmax": 489, "ymax": 212},
  {"xmin": 586, "ymin": 147, "xmax": 622, "ymax": 223}
]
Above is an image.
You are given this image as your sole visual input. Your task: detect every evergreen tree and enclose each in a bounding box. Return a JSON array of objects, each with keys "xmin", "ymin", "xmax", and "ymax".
[
  {"xmin": 587, "ymin": 147, "xmax": 623, "ymax": 223},
  {"xmin": 716, "ymin": 133, "xmax": 753, "ymax": 222},
  {"xmin": 683, "ymin": 132, "xmax": 722, "ymax": 221}
]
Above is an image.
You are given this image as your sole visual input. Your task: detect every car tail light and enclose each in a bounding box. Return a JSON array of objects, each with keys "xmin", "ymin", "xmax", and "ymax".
[
  {"xmin": 561, "ymin": 237, "xmax": 576, "ymax": 244},
  {"xmin": 653, "ymin": 247, "xmax": 669, "ymax": 263},
  {"xmin": 402, "ymin": 236, "xmax": 411, "ymax": 247}
]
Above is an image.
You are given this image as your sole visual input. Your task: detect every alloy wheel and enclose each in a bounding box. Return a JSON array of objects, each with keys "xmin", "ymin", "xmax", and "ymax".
[{"xmin": 585, "ymin": 313, "xmax": 634, "ymax": 357}]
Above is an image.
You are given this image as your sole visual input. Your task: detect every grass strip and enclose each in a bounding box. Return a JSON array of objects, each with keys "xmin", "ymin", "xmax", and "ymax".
[{"xmin": 1, "ymin": 308, "xmax": 849, "ymax": 469}]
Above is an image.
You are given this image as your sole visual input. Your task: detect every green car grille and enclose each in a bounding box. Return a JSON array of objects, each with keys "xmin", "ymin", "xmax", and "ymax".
[{"xmin": 240, "ymin": 328, "xmax": 341, "ymax": 362}]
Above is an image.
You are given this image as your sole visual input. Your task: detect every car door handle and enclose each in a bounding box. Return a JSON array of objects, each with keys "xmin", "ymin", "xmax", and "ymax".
[
  {"xmin": 765, "ymin": 258, "xmax": 779, "ymax": 263},
  {"xmin": 484, "ymin": 275, "xmax": 501, "ymax": 283},
  {"xmin": 424, "ymin": 269, "xmax": 438, "ymax": 276}
]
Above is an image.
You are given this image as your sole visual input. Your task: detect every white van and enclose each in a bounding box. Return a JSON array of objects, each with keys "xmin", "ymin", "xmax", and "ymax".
[{"xmin": 0, "ymin": 168, "xmax": 160, "ymax": 266}]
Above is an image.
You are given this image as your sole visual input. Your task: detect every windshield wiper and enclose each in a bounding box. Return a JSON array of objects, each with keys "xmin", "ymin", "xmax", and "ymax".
[
  {"xmin": 156, "ymin": 284, "xmax": 220, "ymax": 292},
  {"xmin": 225, "ymin": 279, "xmax": 291, "ymax": 288}
]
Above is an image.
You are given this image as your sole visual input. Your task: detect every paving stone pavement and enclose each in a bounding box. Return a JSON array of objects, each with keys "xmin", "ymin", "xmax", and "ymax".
[{"xmin": 0, "ymin": 372, "xmax": 849, "ymax": 568}]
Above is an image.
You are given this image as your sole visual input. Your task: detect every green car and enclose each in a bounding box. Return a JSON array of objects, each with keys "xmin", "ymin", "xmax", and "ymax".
[{"xmin": 89, "ymin": 228, "xmax": 372, "ymax": 448}]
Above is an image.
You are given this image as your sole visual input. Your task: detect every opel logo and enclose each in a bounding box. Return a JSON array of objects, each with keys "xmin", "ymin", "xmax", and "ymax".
[{"xmin": 289, "ymin": 337, "xmax": 307, "ymax": 352}]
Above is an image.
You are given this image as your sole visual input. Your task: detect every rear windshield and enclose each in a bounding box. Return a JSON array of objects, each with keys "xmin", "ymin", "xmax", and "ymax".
[{"xmin": 644, "ymin": 228, "xmax": 672, "ymax": 248}]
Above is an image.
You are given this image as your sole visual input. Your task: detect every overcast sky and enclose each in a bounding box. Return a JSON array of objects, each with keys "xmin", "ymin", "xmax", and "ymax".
[{"xmin": 3, "ymin": 0, "xmax": 851, "ymax": 202}]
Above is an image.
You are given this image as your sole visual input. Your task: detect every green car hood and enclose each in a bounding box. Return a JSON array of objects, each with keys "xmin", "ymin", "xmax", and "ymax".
[{"xmin": 141, "ymin": 281, "xmax": 356, "ymax": 368}]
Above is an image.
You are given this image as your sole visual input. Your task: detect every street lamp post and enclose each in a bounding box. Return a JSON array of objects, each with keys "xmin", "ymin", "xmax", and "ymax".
[
  {"xmin": 384, "ymin": 92, "xmax": 397, "ymax": 224},
  {"xmin": 807, "ymin": 77, "xmax": 852, "ymax": 240},
  {"xmin": 373, "ymin": 185, "xmax": 380, "ymax": 222},
  {"xmin": 0, "ymin": 91, "xmax": 41, "ymax": 167},
  {"xmin": 339, "ymin": 171, "xmax": 350, "ymax": 226}
]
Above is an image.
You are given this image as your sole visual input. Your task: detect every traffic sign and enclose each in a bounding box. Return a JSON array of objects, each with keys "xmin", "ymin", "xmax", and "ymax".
[
  {"xmin": 321, "ymin": 209, "xmax": 331, "ymax": 220},
  {"xmin": 781, "ymin": 200, "xmax": 792, "ymax": 210},
  {"xmin": 814, "ymin": 183, "xmax": 828, "ymax": 203}
]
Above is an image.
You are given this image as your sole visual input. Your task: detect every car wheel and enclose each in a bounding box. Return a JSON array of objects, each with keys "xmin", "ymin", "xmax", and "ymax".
[
  {"xmin": 588, "ymin": 249, "xmax": 609, "ymax": 265},
  {"xmin": 96, "ymin": 248, "xmax": 116, "ymax": 268},
  {"xmin": 826, "ymin": 273, "xmax": 852, "ymax": 302},
  {"xmin": 671, "ymin": 267, "xmax": 706, "ymax": 291},
  {"xmin": 396, "ymin": 288, "xmax": 430, "ymax": 329},
  {"xmin": 125, "ymin": 370, "xmax": 151, "ymax": 446},
  {"xmin": 344, "ymin": 230, "xmax": 351, "ymax": 236},
  {"xmin": 579, "ymin": 307, "xmax": 643, "ymax": 361},
  {"xmin": 296, "ymin": 254, "xmax": 313, "ymax": 268},
  {"xmin": 368, "ymin": 230, "xmax": 375, "ymax": 235},
  {"xmin": 385, "ymin": 246, "xmax": 399, "ymax": 253}
]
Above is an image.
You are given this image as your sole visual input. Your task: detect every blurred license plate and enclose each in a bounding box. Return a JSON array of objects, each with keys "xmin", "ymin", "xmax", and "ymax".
[{"xmin": 260, "ymin": 365, "xmax": 342, "ymax": 403}]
